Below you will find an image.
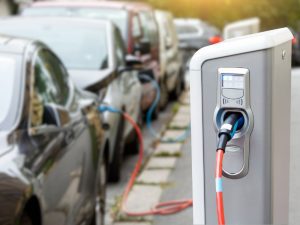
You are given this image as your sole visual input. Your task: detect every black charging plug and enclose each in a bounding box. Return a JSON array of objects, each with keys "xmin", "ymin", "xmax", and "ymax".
[{"xmin": 217, "ymin": 113, "xmax": 245, "ymax": 151}]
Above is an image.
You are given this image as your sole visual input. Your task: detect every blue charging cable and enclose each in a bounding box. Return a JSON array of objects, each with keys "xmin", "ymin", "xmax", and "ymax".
[
  {"xmin": 230, "ymin": 116, "xmax": 245, "ymax": 138},
  {"xmin": 139, "ymin": 75, "xmax": 190, "ymax": 143},
  {"xmin": 98, "ymin": 105, "xmax": 122, "ymax": 114}
]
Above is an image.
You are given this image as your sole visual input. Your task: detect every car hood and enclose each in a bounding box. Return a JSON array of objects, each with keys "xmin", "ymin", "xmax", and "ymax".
[{"xmin": 68, "ymin": 68, "xmax": 116, "ymax": 92}]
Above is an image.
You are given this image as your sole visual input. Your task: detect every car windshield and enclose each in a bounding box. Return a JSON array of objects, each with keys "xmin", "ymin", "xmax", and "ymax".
[
  {"xmin": 175, "ymin": 24, "xmax": 199, "ymax": 35},
  {"xmin": 22, "ymin": 7, "xmax": 128, "ymax": 41},
  {"xmin": 0, "ymin": 56, "xmax": 18, "ymax": 129},
  {"xmin": 0, "ymin": 22, "xmax": 109, "ymax": 70}
]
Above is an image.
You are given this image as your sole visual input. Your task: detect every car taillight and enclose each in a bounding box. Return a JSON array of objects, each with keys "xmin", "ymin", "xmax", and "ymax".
[
  {"xmin": 209, "ymin": 36, "xmax": 223, "ymax": 45},
  {"xmin": 292, "ymin": 36, "xmax": 297, "ymax": 45}
]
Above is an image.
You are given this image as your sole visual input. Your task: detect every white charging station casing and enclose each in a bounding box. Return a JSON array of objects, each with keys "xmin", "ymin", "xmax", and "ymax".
[{"xmin": 190, "ymin": 28, "xmax": 293, "ymax": 225}]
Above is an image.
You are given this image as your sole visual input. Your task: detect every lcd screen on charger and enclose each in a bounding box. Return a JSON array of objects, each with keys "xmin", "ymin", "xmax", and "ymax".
[{"xmin": 222, "ymin": 74, "xmax": 244, "ymax": 89}]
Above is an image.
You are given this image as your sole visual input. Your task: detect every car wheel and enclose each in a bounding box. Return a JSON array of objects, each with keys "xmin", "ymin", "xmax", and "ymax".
[
  {"xmin": 126, "ymin": 111, "xmax": 142, "ymax": 155},
  {"xmin": 108, "ymin": 116, "xmax": 125, "ymax": 183},
  {"xmin": 150, "ymin": 100, "xmax": 159, "ymax": 120},
  {"xmin": 180, "ymin": 70, "xmax": 186, "ymax": 91},
  {"xmin": 92, "ymin": 156, "xmax": 107, "ymax": 225},
  {"xmin": 171, "ymin": 75, "xmax": 182, "ymax": 100},
  {"xmin": 159, "ymin": 79, "xmax": 169, "ymax": 110},
  {"xmin": 20, "ymin": 213, "xmax": 33, "ymax": 225}
]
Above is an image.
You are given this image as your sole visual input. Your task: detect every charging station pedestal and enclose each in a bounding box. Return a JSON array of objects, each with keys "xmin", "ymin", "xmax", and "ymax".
[{"xmin": 190, "ymin": 28, "xmax": 293, "ymax": 224}]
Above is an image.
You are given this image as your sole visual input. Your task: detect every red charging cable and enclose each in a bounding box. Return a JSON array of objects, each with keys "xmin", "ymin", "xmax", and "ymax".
[
  {"xmin": 215, "ymin": 149, "xmax": 225, "ymax": 225},
  {"xmin": 121, "ymin": 112, "xmax": 193, "ymax": 216}
]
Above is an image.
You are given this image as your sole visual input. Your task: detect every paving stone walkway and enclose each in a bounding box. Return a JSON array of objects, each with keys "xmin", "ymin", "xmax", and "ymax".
[{"xmin": 113, "ymin": 91, "xmax": 190, "ymax": 224}]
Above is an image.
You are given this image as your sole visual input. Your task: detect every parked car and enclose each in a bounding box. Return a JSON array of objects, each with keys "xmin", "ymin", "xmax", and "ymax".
[
  {"xmin": 174, "ymin": 18, "xmax": 222, "ymax": 72},
  {"xmin": 0, "ymin": 17, "xmax": 143, "ymax": 182},
  {"xmin": 0, "ymin": 35, "xmax": 107, "ymax": 225},
  {"xmin": 155, "ymin": 10, "xmax": 185, "ymax": 100},
  {"xmin": 289, "ymin": 27, "xmax": 300, "ymax": 66},
  {"xmin": 21, "ymin": 0, "xmax": 164, "ymax": 114}
]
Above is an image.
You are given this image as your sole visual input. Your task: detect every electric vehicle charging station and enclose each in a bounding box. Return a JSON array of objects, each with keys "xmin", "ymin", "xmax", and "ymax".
[{"xmin": 190, "ymin": 28, "xmax": 293, "ymax": 224}]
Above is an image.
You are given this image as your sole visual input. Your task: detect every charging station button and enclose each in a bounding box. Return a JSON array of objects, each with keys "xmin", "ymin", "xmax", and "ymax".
[{"xmin": 222, "ymin": 89, "xmax": 244, "ymax": 99}]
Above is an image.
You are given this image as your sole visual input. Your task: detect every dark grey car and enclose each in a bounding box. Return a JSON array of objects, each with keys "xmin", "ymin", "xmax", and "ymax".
[
  {"xmin": 174, "ymin": 18, "xmax": 222, "ymax": 69},
  {"xmin": 0, "ymin": 36, "xmax": 107, "ymax": 225}
]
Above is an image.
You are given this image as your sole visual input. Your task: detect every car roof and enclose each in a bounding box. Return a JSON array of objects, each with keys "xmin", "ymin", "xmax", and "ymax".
[
  {"xmin": 174, "ymin": 18, "xmax": 204, "ymax": 25},
  {"xmin": 29, "ymin": 0, "xmax": 153, "ymax": 12},
  {"xmin": 0, "ymin": 35, "xmax": 31, "ymax": 55},
  {"xmin": 0, "ymin": 16, "xmax": 112, "ymax": 30}
]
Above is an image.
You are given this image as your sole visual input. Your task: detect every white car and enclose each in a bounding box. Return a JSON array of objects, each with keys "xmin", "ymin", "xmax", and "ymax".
[
  {"xmin": 155, "ymin": 10, "xmax": 185, "ymax": 104},
  {"xmin": 0, "ymin": 17, "xmax": 143, "ymax": 182}
]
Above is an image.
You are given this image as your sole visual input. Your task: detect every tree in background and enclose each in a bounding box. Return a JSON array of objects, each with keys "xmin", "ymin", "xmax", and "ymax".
[{"xmin": 145, "ymin": 0, "xmax": 300, "ymax": 30}]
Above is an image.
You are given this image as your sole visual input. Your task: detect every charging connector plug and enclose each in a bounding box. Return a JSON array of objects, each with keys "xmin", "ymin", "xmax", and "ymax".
[{"xmin": 217, "ymin": 113, "xmax": 244, "ymax": 151}]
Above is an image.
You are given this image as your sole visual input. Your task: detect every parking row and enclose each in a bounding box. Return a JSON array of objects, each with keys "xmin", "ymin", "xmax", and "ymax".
[{"xmin": 0, "ymin": 1, "xmax": 223, "ymax": 225}]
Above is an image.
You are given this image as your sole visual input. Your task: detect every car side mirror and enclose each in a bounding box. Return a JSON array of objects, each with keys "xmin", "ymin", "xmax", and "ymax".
[
  {"xmin": 29, "ymin": 104, "xmax": 71, "ymax": 136},
  {"xmin": 135, "ymin": 40, "xmax": 151, "ymax": 55},
  {"xmin": 125, "ymin": 55, "xmax": 143, "ymax": 67}
]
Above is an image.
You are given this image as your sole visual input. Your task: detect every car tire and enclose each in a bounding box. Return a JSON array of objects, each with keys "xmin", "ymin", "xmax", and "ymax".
[
  {"xmin": 20, "ymin": 213, "xmax": 33, "ymax": 225},
  {"xmin": 150, "ymin": 101, "xmax": 159, "ymax": 120},
  {"xmin": 126, "ymin": 111, "xmax": 142, "ymax": 155},
  {"xmin": 171, "ymin": 75, "xmax": 182, "ymax": 100},
  {"xmin": 159, "ymin": 79, "xmax": 169, "ymax": 110},
  {"xmin": 108, "ymin": 116, "xmax": 125, "ymax": 183},
  {"xmin": 180, "ymin": 70, "xmax": 186, "ymax": 92},
  {"xmin": 126, "ymin": 132, "xmax": 139, "ymax": 155}
]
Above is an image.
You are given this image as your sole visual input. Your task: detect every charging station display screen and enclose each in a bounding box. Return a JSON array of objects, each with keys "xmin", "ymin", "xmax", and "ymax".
[{"xmin": 222, "ymin": 74, "xmax": 244, "ymax": 89}]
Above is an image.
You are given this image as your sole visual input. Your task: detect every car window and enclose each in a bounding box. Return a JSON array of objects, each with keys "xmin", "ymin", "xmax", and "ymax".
[
  {"xmin": 175, "ymin": 25, "xmax": 199, "ymax": 35},
  {"xmin": 22, "ymin": 7, "xmax": 128, "ymax": 43},
  {"xmin": 115, "ymin": 28, "xmax": 126, "ymax": 67},
  {"xmin": 0, "ymin": 56, "xmax": 19, "ymax": 129},
  {"xmin": 0, "ymin": 21, "xmax": 109, "ymax": 70},
  {"xmin": 34, "ymin": 49, "xmax": 70, "ymax": 106}
]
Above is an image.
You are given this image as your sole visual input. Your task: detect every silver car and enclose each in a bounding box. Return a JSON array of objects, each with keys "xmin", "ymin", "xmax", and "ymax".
[
  {"xmin": 0, "ymin": 17, "xmax": 143, "ymax": 182},
  {"xmin": 155, "ymin": 10, "xmax": 185, "ymax": 100}
]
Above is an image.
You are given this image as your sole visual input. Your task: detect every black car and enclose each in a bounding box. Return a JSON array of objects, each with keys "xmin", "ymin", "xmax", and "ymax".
[{"xmin": 0, "ymin": 36, "xmax": 107, "ymax": 225}]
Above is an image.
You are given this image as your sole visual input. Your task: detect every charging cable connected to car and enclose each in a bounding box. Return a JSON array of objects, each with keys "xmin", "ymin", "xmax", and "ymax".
[
  {"xmin": 140, "ymin": 74, "xmax": 190, "ymax": 143},
  {"xmin": 99, "ymin": 104, "xmax": 192, "ymax": 216}
]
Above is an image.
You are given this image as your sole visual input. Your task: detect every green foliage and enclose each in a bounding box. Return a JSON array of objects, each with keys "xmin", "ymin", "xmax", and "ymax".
[{"xmin": 145, "ymin": 0, "xmax": 300, "ymax": 30}]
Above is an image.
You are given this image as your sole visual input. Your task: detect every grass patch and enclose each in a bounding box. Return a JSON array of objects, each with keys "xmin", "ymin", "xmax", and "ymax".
[{"xmin": 154, "ymin": 152, "xmax": 182, "ymax": 157}]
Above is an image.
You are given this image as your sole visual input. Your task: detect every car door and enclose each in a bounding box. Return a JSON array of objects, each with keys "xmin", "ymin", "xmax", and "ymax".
[
  {"xmin": 29, "ymin": 48, "xmax": 93, "ymax": 225},
  {"xmin": 115, "ymin": 27, "xmax": 142, "ymax": 136}
]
